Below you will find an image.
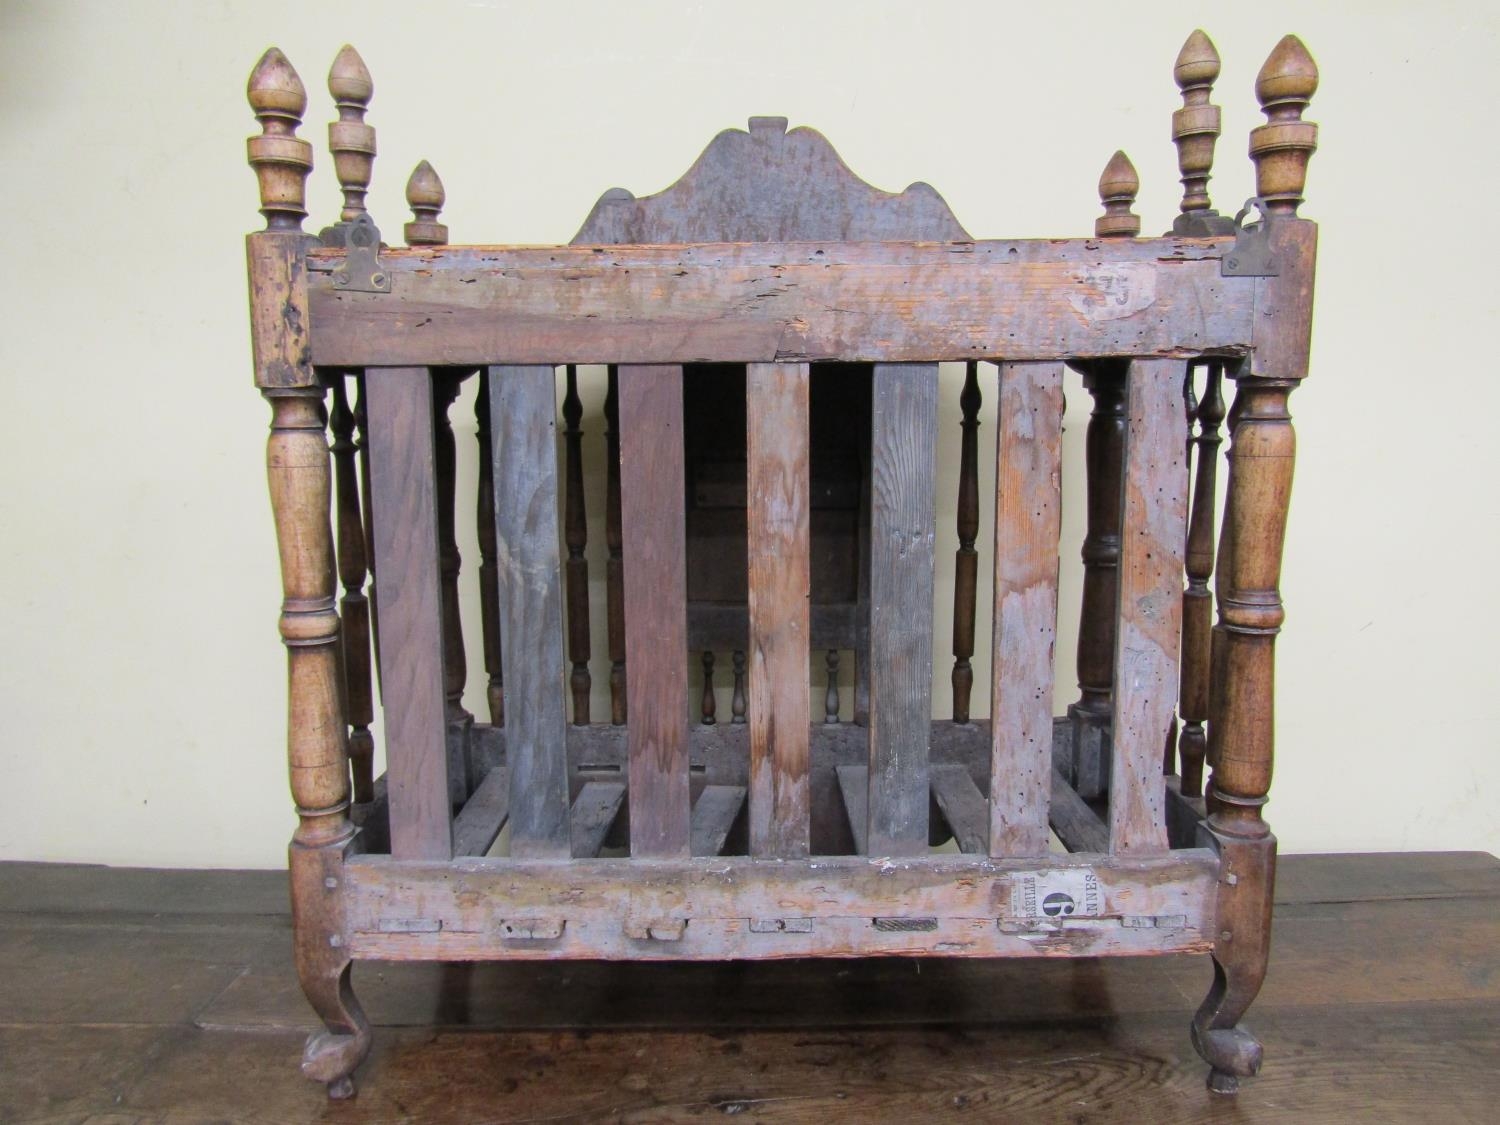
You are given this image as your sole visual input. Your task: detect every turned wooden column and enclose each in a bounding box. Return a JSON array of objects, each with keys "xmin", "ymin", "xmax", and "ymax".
[
  {"xmin": 247, "ymin": 46, "xmax": 369, "ymax": 1099},
  {"xmin": 604, "ymin": 365, "xmax": 627, "ymax": 724},
  {"xmin": 950, "ymin": 361, "xmax": 981, "ymax": 722},
  {"xmin": 562, "ymin": 365, "xmax": 592, "ymax": 724},
  {"xmin": 475, "ymin": 368, "xmax": 504, "ymax": 725},
  {"xmin": 1067, "ymin": 152, "xmax": 1140, "ymax": 799}
]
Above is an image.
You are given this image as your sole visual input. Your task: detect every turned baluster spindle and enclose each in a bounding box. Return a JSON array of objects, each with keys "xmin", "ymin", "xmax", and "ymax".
[
  {"xmin": 1171, "ymin": 29, "xmax": 1233, "ymax": 233},
  {"xmin": 1165, "ymin": 366, "xmax": 1201, "ymax": 778},
  {"xmin": 1250, "ymin": 35, "xmax": 1319, "ymax": 217},
  {"xmin": 329, "ymin": 377, "xmax": 375, "ymax": 802},
  {"xmin": 1094, "ymin": 150, "xmax": 1141, "ymax": 238},
  {"xmin": 327, "ymin": 45, "xmax": 375, "ymax": 223},
  {"xmin": 563, "ymin": 366, "xmax": 593, "ymax": 724},
  {"xmin": 701, "ymin": 652, "xmax": 717, "ymax": 724},
  {"xmin": 951, "ymin": 361, "xmax": 981, "ymax": 723},
  {"xmin": 247, "ymin": 48, "xmax": 313, "ymax": 231},
  {"xmin": 475, "ymin": 370, "xmax": 504, "ymax": 724},
  {"xmin": 731, "ymin": 650, "xmax": 747, "ymax": 724},
  {"xmin": 825, "ymin": 650, "xmax": 841, "ymax": 724},
  {"xmin": 604, "ymin": 365, "xmax": 627, "ymax": 724},
  {"xmin": 1178, "ymin": 362, "xmax": 1225, "ymax": 796},
  {"xmin": 353, "ymin": 376, "xmax": 381, "ymax": 699}
]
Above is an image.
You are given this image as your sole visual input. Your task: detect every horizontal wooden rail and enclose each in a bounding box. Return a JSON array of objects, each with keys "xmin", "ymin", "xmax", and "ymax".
[
  {"xmin": 342, "ymin": 851, "xmax": 1219, "ymax": 961},
  {"xmin": 305, "ymin": 239, "xmax": 1256, "ymax": 368}
]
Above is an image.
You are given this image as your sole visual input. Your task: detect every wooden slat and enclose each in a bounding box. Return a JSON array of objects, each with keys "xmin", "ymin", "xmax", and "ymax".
[
  {"xmin": 305, "ymin": 240, "xmax": 1256, "ymax": 368},
  {"xmin": 989, "ymin": 362, "xmax": 1064, "ymax": 858},
  {"xmin": 452, "ymin": 767, "xmax": 510, "ymax": 857},
  {"xmin": 866, "ymin": 363, "xmax": 937, "ymax": 855},
  {"xmin": 365, "ymin": 367, "xmax": 452, "ymax": 861},
  {"xmin": 836, "ymin": 764, "xmax": 869, "ymax": 855},
  {"xmin": 746, "ymin": 361, "xmax": 811, "ymax": 857},
  {"xmin": 617, "ymin": 365, "xmax": 692, "ymax": 858},
  {"xmin": 489, "ymin": 365, "xmax": 572, "ymax": 859},
  {"xmin": 1049, "ymin": 768, "xmax": 1110, "ymax": 855},
  {"xmin": 1109, "ymin": 359, "xmax": 1190, "ymax": 854},
  {"xmin": 690, "ymin": 785, "xmax": 747, "ymax": 857},
  {"xmin": 930, "ymin": 765, "xmax": 986, "ymax": 855},
  {"xmin": 570, "ymin": 782, "xmax": 627, "ymax": 859}
]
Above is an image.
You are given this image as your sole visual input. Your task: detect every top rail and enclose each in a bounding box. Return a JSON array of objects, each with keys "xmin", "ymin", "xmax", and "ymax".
[{"xmin": 301, "ymin": 237, "xmax": 1258, "ymax": 369}]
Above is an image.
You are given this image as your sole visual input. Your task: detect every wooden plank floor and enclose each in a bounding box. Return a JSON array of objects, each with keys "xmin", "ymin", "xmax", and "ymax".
[{"xmin": 1, "ymin": 853, "xmax": 1496, "ymax": 1123}]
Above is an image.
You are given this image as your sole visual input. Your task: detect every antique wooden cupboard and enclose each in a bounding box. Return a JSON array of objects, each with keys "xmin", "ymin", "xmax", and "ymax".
[{"xmin": 244, "ymin": 29, "xmax": 1318, "ymax": 1099}]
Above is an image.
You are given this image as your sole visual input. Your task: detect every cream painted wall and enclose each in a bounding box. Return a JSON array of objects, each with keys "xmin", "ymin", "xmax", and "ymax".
[{"xmin": 1, "ymin": 0, "xmax": 1495, "ymax": 868}]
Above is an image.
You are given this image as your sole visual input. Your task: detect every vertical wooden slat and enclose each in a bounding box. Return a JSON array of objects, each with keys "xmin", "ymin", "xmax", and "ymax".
[
  {"xmin": 366, "ymin": 366, "xmax": 452, "ymax": 861},
  {"xmin": 989, "ymin": 361, "xmax": 1063, "ymax": 857},
  {"xmin": 1109, "ymin": 358, "xmax": 1191, "ymax": 854},
  {"xmin": 746, "ymin": 361, "xmax": 811, "ymax": 858},
  {"xmin": 489, "ymin": 365, "xmax": 572, "ymax": 859},
  {"xmin": 866, "ymin": 362, "xmax": 937, "ymax": 855},
  {"xmin": 618, "ymin": 364, "xmax": 691, "ymax": 858}
]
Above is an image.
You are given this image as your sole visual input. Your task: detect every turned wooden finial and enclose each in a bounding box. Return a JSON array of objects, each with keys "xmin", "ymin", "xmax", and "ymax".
[
  {"xmin": 1173, "ymin": 30, "xmax": 1223, "ymax": 217},
  {"xmin": 327, "ymin": 45, "xmax": 376, "ymax": 222},
  {"xmin": 1251, "ymin": 34, "xmax": 1319, "ymax": 215},
  {"xmin": 247, "ymin": 48, "xmax": 313, "ymax": 230},
  {"xmin": 404, "ymin": 160, "xmax": 448, "ymax": 246},
  {"xmin": 1095, "ymin": 150, "xmax": 1140, "ymax": 237}
]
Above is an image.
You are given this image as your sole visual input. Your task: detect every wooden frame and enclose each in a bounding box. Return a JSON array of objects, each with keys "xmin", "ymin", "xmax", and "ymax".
[{"xmin": 246, "ymin": 29, "xmax": 1318, "ymax": 1102}]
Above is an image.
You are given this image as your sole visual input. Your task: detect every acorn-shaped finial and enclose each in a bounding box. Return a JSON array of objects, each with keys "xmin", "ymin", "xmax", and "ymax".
[
  {"xmin": 404, "ymin": 160, "xmax": 448, "ymax": 246},
  {"xmin": 1095, "ymin": 150, "xmax": 1140, "ymax": 238},
  {"xmin": 1172, "ymin": 30, "xmax": 1223, "ymax": 217},
  {"xmin": 328, "ymin": 45, "xmax": 377, "ymax": 223},
  {"xmin": 246, "ymin": 48, "xmax": 313, "ymax": 230},
  {"xmin": 1250, "ymin": 34, "xmax": 1319, "ymax": 216}
]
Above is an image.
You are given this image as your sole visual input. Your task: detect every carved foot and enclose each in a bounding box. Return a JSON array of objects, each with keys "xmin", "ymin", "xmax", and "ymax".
[
  {"xmin": 1191, "ymin": 965, "xmax": 1264, "ymax": 1094},
  {"xmin": 299, "ymin": 963, "xmax": 372, "ymax": 1098}
]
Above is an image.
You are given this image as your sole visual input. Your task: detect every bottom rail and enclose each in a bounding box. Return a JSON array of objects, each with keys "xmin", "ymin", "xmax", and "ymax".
[{"xmin": 341, "ymin": 850, "xmax": 1217, "ymax": 961}]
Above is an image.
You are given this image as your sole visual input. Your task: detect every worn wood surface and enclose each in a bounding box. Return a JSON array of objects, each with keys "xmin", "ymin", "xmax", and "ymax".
[
  {"xmin": 343, "ymin": 851, "xmax": 1217, "ymax": 961},
  {"xmin": 1109, "ymin": 359, "xmax": 1190, "ymax": 855},
  {"xmin": 746, "ymin": 361, "xmax": 811, "ymax": 858},
  {"xmin": 989, "ymin": 362, "xmax": 1063, "ymax": 857},
  {"xmin": 5, "ymin": 853, "xmax": 1493, "ymax": 1121},
  {"xmin": 690, "ymin": 785, "xmax": 747, "ymax": 857},
  {"xmin": 570, "ymin": 781, "xmax": 627, "ymax": 859},
  {"xmin": 835, "ymin": 764, "xmax": 869, "ymax": 855},
  {"xmin": 365, "ymin": 368, "xmax": 452, "ymax": 861},
  {"xmin": 489, "ymin": 364, "xmax": 572, "ymax": 859},
  {"xmin": 928, "ymin": 764, "xmax": 987, "ymax": 855},
  {"xmin": 304, "ymin": 240, "xmax": 1254, "ymax": 368},
  {"xmin": 618, "ymin": 365, "xmax": 692, "ymax": 858},
  {"xmin": 572, "ymin": 116, "xmax": 971, "ymax": 244},
  {"xmin": 866, "ymin": 364, "xmax": 937, "ymax": 855},
  {"xmin": 1050, "ymin": 767, "xmax": 1112, "ymax": 855},
  {"xmin": 451, "ymin": 767, "xmax": 510, "ymax": 858}
]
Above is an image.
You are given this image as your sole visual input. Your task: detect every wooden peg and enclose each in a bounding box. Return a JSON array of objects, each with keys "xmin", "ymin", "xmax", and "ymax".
[
  {"xmin": 247, "ymin": 48, "xmax": 313, "ymax": 230},
  {"xmin": 1251, "ymin": 35, "xmax": 1319, "ymax": 215},
  {"xmin": 1095, "ymin": 151, "xmax": 1140, "ymax": 238},
  {"xmin": 327, "ymin": 45, "xmax": 376, "ymax": 223},
  {"xmin": 1173, "ymin": 30, "xmax": 1223, "ymax": 217},
  {"xmin": 405, "ymin": 160, "xmax": 449, "ymax": 246}
]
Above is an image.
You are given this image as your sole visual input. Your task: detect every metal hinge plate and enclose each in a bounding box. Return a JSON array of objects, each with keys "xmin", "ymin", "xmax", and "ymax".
[
  {"xmin": 327, "ymin": 213, "xmax": 392, "ymax": 293},
  {"xmin": 1221, "ymin": 197, "xmax": 1280, "ymax": 277}
]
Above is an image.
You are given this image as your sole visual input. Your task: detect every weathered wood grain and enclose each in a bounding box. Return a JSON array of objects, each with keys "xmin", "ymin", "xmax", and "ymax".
[
  {"xmin": 929, "ymin": 765, "xmax": 987, "ymax": 855},
  {"xmin": 342, "ymin": 851, "xmax": 1218, "ymax": 961},
  {"xmin": 452, "ymin": 767, "xmax": 510, "ymax": 857},
  {"xmin": 867, "ymin": 364, "xmax": 937, "ymax": 855},
  {"xmin": 572, "ymin": 117, "xmax": 971, "ymax": 244},
  {"xmin": 836, "ymin": 764, "xmax": 869, "ymax": 855},
  {"xmin": 1109, "ymin": 359, "xmax": 1190, "ymax": 855},
  {"xmin": 618, "ymin": 365, "xmax": 692, "ymax": 858},
  {"xmin": 246, "ymin": 233, "xmax": 317, "ymax": 388},
  {"xmin": 989, "ymin": 362, "xmax": 1063, "ymax": 858},
  {"xmin": 746, "ymin": 362, "xmax": 811, "ymax": 858},
  {"xmin": 570, "ymin": 782, "xmax": 627, "ymax": 859},
  {"xmin": 366, "ymin": 367, "xmax": 452, "ymax": 861},
  {"xmin": 304, "ymin": 240, "xmax": 1255, "ymax": 368},
  {"xmin": 488, "ymin": 365, "xmax": 573, "ymax": 859},
  {"xmin": 1049, "ymin": 768, "xmax": 1110, "ymax": 855},
  {"xmin": 690, "ymin": 785, "xmax": 747, "ymax": 857}
]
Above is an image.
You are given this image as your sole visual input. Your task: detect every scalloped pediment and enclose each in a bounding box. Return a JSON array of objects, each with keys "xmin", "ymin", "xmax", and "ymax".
[{"xmin": 571, "ymin": 116, "xmax": 970, "ymax": 245}]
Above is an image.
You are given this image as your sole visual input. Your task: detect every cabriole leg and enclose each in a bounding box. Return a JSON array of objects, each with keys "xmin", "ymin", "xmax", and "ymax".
[{"xmin": 266, "ymin": 388, "xmax": 371, "ymax": 1098}]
